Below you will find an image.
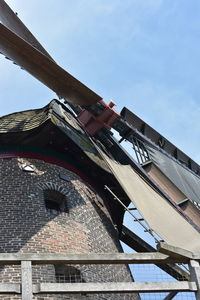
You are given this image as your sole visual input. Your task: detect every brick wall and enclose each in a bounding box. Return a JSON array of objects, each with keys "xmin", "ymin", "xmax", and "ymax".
[{"xmin": 0, "ymin": 157, "xmax": 139, "ymax": 300}]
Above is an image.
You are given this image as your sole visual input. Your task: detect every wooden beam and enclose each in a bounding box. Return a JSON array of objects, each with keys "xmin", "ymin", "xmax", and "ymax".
[
  {"xmin": 189, "ymin": 260, "xmax": 200, "ymax": 300},
  {"xmin": 0, "ymin": 283, "xmax": 20, "ymax": 293},
  {"xmin": 0, "ymin": 0, "xmax": 53, "ymax": 59},
  {"xmin": 163, "ymin": 292, "xmax": 178, "ymax": 300},
  {"xmin": 0, "ymin": 23, "xmax": 102, "ymax": 106},
  {"xmin": 0, "ymin": 252, "xmax": 179, "ymax": 264},
  {"xmin": 33, "ymin": 281, "xmax": 197, "ymax": 294},
  {"xmin": 158, "ymin": 242, "xmax": 200, "ymax": 260}
]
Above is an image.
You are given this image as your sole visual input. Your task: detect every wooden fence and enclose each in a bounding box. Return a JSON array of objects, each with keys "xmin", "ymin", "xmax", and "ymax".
[{"xmin": 0, "ymin": 243, "xmax": 199, "ymax": 300}]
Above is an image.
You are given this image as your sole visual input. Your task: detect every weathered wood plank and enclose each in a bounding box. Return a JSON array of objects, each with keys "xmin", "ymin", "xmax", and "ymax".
[
  {"xmin": 0, "ymin": 23, "xmax": 102, "ymax": 106},
  {"xmin": 0, "ymin": 0, "xmax": 53, "ymax": 59},
  {"xmin": 158, "ymin": 242, "xmax": 200, "ymax": 260},
  {"xmin": 0, "ymin": 252, "xmax": 180, "ymax": 264},
  {"xmin": 189, "ymin": 260, "xmax": 200, "ymax": 300},
  {"xmin": 33, "ymin": 282, "xmax": 197, "ymax": 294},
  {"xmin": 21, "ymin": 261, "xmax": 32, "ymax": 300},
  {"xmin": 0, "ymin": 283, "xmax": 20, "ymax": 293}
]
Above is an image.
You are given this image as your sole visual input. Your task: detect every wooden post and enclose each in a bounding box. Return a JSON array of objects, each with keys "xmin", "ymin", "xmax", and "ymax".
[
  {"xmin": 189, "ymin": 260, "xmax": 200, "ymax": 300},
  {"xmin": 21, "ymin": 260, "xmax": 32, "ymax": 300}
]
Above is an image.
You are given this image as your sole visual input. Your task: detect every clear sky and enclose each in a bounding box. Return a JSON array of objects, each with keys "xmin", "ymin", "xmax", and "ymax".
[{"xmin": 1, "ymin": 0, "xmax": 200, "ymax": 165}]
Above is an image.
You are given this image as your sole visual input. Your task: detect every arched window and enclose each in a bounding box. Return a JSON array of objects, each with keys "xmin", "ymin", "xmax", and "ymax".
[
  {"xmin": 43, "ymin": 189, "xmax": 68, "ymax": 213},
  {"xmin": 55, "ymin": 265, "xmax": 84, "ymax": 283}
]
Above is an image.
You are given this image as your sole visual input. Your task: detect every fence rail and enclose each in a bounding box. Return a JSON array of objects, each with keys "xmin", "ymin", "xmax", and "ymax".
[{"xmin": 0, "ymin": 243, "xmax": 199, "ymax": 300}]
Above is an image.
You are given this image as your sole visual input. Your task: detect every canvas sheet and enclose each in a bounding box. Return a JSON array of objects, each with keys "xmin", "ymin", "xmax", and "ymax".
[{"xmin": 99, "ymin": 150, "xmax": 200, "ymax": 252}]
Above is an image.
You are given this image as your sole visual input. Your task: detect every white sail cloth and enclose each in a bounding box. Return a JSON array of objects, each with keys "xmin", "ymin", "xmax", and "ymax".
[{"xmin": 100, "ymin": 151, "xmax": 200, "ymax": 252}]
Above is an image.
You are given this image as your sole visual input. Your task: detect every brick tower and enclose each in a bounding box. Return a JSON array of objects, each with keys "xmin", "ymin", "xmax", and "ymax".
[{"xmin": 0, "ymin": 100, "xmax": 139, "ymax": 299}]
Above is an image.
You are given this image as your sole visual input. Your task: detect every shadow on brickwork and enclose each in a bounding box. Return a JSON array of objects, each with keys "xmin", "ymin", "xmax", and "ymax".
[{"xmin": 0, "ymin": 158, "xmax": 139, "ymax": 299}]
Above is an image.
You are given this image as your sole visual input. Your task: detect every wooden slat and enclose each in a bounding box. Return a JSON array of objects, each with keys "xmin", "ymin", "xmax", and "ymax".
[
  {"xmin": 0, "ymin": 283, "xmax": 20, "ymax": 293},
  {"xmin": 0, "ymin": 24, "xmax": 102, "ymax": 106},
  {"xmin": 34, "ymin": 282, "xmax": 197, "ymax": 294},
  {"xmin": 158, "ymin": 242, "xmax": 200, "ymax": 260},
  {"xmin": 0, "ymin": 252, "xmax": 180, "ymax": 264}
]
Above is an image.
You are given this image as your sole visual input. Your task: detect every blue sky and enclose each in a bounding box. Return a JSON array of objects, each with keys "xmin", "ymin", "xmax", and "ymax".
[{"xmin": 1, "ymin": 0, "xmax": 200, "ymax": 165}]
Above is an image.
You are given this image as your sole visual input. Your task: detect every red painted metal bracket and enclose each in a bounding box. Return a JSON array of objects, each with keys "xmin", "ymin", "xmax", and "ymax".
[{"xmin": 77, "ymin": 100, "xmax": 120, "ymax": 136}]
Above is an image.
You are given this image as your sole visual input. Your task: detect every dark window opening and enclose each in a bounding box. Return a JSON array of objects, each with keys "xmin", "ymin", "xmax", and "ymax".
[
  {"xmin": 45, "ymin": 200, "xmax": 60, "ymax": 211},
  {"xmin": 55, "ymin": 265, "xmax": 84, "ymax": 283},
  {"xmin": 43, "ymin": 189, "xmax": 67, "ymax": 213}
]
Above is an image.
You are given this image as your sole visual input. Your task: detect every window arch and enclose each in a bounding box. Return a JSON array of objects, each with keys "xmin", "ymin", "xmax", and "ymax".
[{"xmin": 38, "ymin": 182, "xmax": 69, "ymax": 213}]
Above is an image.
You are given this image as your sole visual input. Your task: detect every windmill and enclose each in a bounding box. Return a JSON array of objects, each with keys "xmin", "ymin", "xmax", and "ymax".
[{"xmin": 0, "ymin": 1, "xmax": 200, "ymax": 299}]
